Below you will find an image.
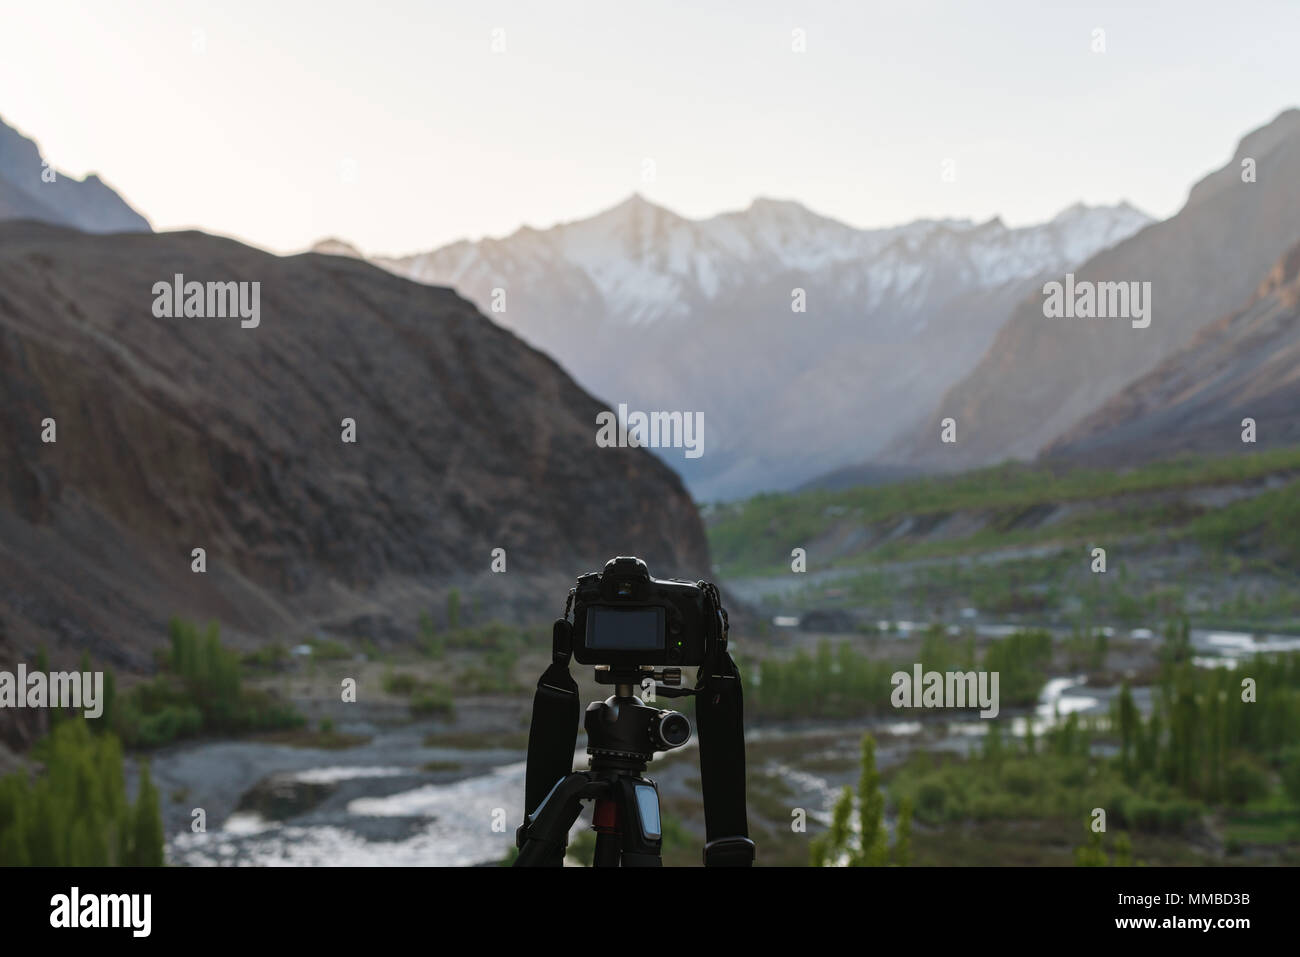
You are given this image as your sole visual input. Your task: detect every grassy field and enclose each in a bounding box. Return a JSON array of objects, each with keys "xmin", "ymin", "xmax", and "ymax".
[
  {"xmin": 706, "ymin": 447, "xmax": 1300, "ymax": 578},
  {"xmin": 707, "ymin": 448, "xmax": 1300, "ymax": 632}
]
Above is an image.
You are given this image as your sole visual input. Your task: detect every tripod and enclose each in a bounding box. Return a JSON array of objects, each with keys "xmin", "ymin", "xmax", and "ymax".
[{"xmin": 515, "ymin": 672, "xmax": 691, "ymax": 866}]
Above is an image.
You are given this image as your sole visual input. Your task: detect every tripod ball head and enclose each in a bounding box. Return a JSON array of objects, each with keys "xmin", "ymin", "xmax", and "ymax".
[{"xmin": 584, "ymin": 691, "xmax": 691, "ymax": 766}]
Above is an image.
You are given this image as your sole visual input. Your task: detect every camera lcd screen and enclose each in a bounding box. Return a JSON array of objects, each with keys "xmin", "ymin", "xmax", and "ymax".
[{"xmin": 585, "ymin": 606, "xmax": 665, "ymax": 651}]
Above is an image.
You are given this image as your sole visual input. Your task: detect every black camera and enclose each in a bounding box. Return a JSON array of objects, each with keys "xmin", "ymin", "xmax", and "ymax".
[
  {"xmin": 571, "ymin": 557, "xmax": 720, "ymax": 667},
  {"xmin": 517, "ymin": 556, "xmax": 753, "ymax": 867}
]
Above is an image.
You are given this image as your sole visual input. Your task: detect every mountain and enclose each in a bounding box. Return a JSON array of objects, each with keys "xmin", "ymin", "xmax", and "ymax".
[
  {"xmin": 0, "ymin": 115, "xmax": 150, "ymax": 233},
  {"xmin": 310, "ymin": 237, "xmax": 364, "ymax": 259},
  {"xmin": 336, "ymin": 195, "xmax": 1150, "ymax": 500},
  {"xmin": 890, "ymin": 108, "xmax": 1300, "ymax": 471},
  {"xmin": 1045, "ymin": 240, "xmax": 1300, "ymax": 464},
  {"xmin": 0, "ymin": 221, "xmax": 709, "ymax": 724}
]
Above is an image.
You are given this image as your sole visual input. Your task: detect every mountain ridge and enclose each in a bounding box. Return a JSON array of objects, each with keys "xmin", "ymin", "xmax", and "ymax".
[
  {"xmin": 887, "ymin": 107, "xmax": 1300, "ymax": 472},
  {"xmin": 319, "ymin": 193, "xmax": 1151, "ymax": 499},
  {"xmin": 1044, "ymin": 238, "xmax": 1300, "ymax": 464},
  {"xmin": 0, "ymin": 115, "xmax": 150, "ymax": 234},
  {"xmin": 0, "ymin": 221, "xmax": 710, "ymax": 731}
]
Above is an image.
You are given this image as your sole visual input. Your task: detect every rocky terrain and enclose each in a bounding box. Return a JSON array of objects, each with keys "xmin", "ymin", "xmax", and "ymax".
[
  {"xmin": 0, "ymin": 221, "xmax": 710, "ymax": 747},
  {"xmin": 890, "ymin": 108, "xmax": 1300, "ymax": 471},
  {"xmin": 1046, "ymin": 240, "xmax": 1300, "ymax": 464}
]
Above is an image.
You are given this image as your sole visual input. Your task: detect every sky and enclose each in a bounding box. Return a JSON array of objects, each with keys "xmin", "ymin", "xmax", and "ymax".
[{"xmin": 1, "ymin": 0, "xmax": 1297, "ymax": 256}]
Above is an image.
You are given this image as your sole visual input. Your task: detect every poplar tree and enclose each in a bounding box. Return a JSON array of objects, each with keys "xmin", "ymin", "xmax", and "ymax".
[
  {"xmin": 810, "ymin": 787, "xmax": 853, "ymax": 867},
  {"xmin": 892, "ymin": 796, "xmax": 913, "ymax": 867},
  {"xmin": 857, "ymin": 735, "xmax": 888, "ymax": 866},
  {"xmin": 129, "ymin": 761, "xmax": 164, "ymax": 867},
  {"xmin": 1116, "ymin": 682, "xmax": 1137, "ymax": 782}
]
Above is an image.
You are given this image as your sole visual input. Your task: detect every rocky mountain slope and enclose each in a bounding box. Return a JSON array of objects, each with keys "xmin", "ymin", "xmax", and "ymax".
[
  {"xmin": 1046, "ymin": 241, "xmax": 1300, "ymax": 465},
  {"xmin": 890, "ymin": 108, "xmax": 1300, "ymax": 471},
  {"xmin": 0, "ymin": 222, "xmax": 709, "ymax": 698},
  {"xmin": 324, "ymin": 195, "xmax": 1149, "ymax": 499},
  {"xmin": 0, "ymin": 115, "xmax": 150, "ymax": 233}
]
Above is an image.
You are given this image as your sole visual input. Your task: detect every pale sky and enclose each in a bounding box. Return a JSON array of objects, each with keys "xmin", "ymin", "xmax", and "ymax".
[{"xmin": 2, "ymin": 0, "xmax": 1297, "ymax": 256}]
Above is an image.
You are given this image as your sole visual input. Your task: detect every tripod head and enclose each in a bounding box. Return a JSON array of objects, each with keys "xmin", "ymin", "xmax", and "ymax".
[{"xmin": 585, "ymin": 679, "xmax": 692, "ymax": 771}]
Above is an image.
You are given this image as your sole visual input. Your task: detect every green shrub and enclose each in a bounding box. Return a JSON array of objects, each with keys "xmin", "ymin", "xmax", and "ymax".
[
  {"xmin": 410, "ymin": 687, "xmax": 455, "ymax": 716},
  {"xmin": 104, "ymin": 619, "xmax": 303, "ymax": 749},
  {"xmin": 0, "ymin": 720, "xmax": 163, "ymax": 866},
  {"xmin": 382, "ymin": 671, "xmax": 422, "ymax": 695},
  {"xmin": 1223, "ymin": 758, "xmax": 1270, "ymax": 806}
]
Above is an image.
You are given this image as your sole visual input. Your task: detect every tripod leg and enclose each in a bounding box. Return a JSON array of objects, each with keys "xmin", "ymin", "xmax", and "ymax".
[{"xmin": 515, "ymin": 771, "xmax": 606, "ymax": 866}]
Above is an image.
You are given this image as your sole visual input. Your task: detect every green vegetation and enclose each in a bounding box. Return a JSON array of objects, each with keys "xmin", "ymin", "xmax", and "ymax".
[
  {"xmin": 707, "ymin": 448, "xmax": 1300, "ymax": 576},
  {"xmin": 417, "ymin": 611, "xmax": 445, "ymax": 659},
  {"xmin": 440, "ymin": 620, "xmax": 529, "ymax": 651},
  {"xmin": 306, "ymin": 636, "xmax": 352, "ymax": 660},
  {"xmin": 241, "ymin": 642, "xmax": 289, "ymax": 671},
  {"xmin": 111, "ymin": 618, "xmax": 303, "ymax": 749},
  {"xmin": 0, "ymin": 719, "xmax": 164, "ymax": 865},
  {"xmin": 757, "ymin": 540, "xmax": 1300, "ymax": 632},
  {"xmin": 812, "ymin": 735, "xmax": 912, "ymax": 866},
  {"xmin": 890, "ymin": 732, "xmax": 1203, "ymax": 834},
  {"xmin": 382, "ymin": 670, "xmax": 423, "ymax": 695},
  {"xmin": 421, "ymin": 760, "xmax": 462, "ymax": 772},
  {"xmin": 1075, "ymin": 825, "xmax": 1135, "ymax": 866},
  {"xmin": 883, "ymin": 647, "xmax": 1300, "ymax": 861},
  {"xmin": 983, "ymin": 631, "xmax": 1053, "ymax": 706},
  {"xmin": 410, "ymin": 687, "xmax": 455, "ymax": 716},
  {"xmin": 1191, "ymin": 482, "xmax": 1300, "ymax": 563},
  {"xmin": 433, "ymin": 620, "xmax": 532, "ymax": 695},
  {"xmin": 751, "ymin": 627, "xmax": 1050, "ymax": 719},
  {"xmin": 422, "ymin": 729, "xmax": 530, "ymax": 750},
  {"xmin": 381, "ymin": 666, "xmax": 455, "ymax": 717},
  {"xmin": 447, "ymin": 589, "xmax": 461, "ymax": 631}
]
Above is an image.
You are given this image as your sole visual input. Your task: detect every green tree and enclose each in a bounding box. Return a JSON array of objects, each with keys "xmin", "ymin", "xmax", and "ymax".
[
  {"xmin": 1112, "ymin": 831, "xmax": 1134, "ymax": 867},
  {"xmin": 857, "ymin": 735, "xmax": 888, "ymax": 866},
  {"xmin": 810, "ymin": 787, "xmax": 853, "ymax": 867},
  {"xmin": 1115, "ymin": 682, "xmax": 1137, "ymax": 782},
  {"xmin": 128, "ymin": 761, "xmax": 164, "ymax": 866},
  {"xmin": 1074, "ymin": 826, "xmax": 1108, "ymax": 866},
  {"xmin": 892, "ymin": 796, "xmax": 913, "ymax": 866},
  {"xmin": 447, "ymin": 590, "xmax": 461, "ymax": 631},
  {"xmin": 1281, "ymin": 747, "xmax": 1300, "ymax": 804},
  {"xmin": 0, "ymin": 720, "xmax": 159, "ymax": 866},
  {"xmin": 811, "ymin": 734, "xmax": 908, "ymax": 867}
]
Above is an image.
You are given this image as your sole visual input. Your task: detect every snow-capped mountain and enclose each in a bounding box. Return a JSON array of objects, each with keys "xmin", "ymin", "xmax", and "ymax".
[
  {"xmin": 378, "ymin": 194, "xmax": 1147, "ymax": 327},
  {"xmin": 324, "ymin": 194, "xmax": 1151, "ymax": 500}
]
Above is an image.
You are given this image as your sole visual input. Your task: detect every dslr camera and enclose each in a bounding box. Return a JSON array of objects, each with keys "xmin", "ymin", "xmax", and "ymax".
[
  {"xmin": 571, "ymin": 556, "xmax": 724, "ymax": 667},
  {"xmin": 516, "ymin": 555, "xmax": 753, "ymax": 866}
]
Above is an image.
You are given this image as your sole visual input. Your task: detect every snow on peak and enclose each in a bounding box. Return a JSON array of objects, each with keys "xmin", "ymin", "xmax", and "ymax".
[{"xmin": 380, "ymin": 195, "xmax": 1155, "ymax": 326}]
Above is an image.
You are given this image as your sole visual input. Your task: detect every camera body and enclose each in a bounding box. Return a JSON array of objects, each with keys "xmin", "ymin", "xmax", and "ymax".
[{"xmin": 572, "ymin": 557, "xmax": 717, "ymax": 667}]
